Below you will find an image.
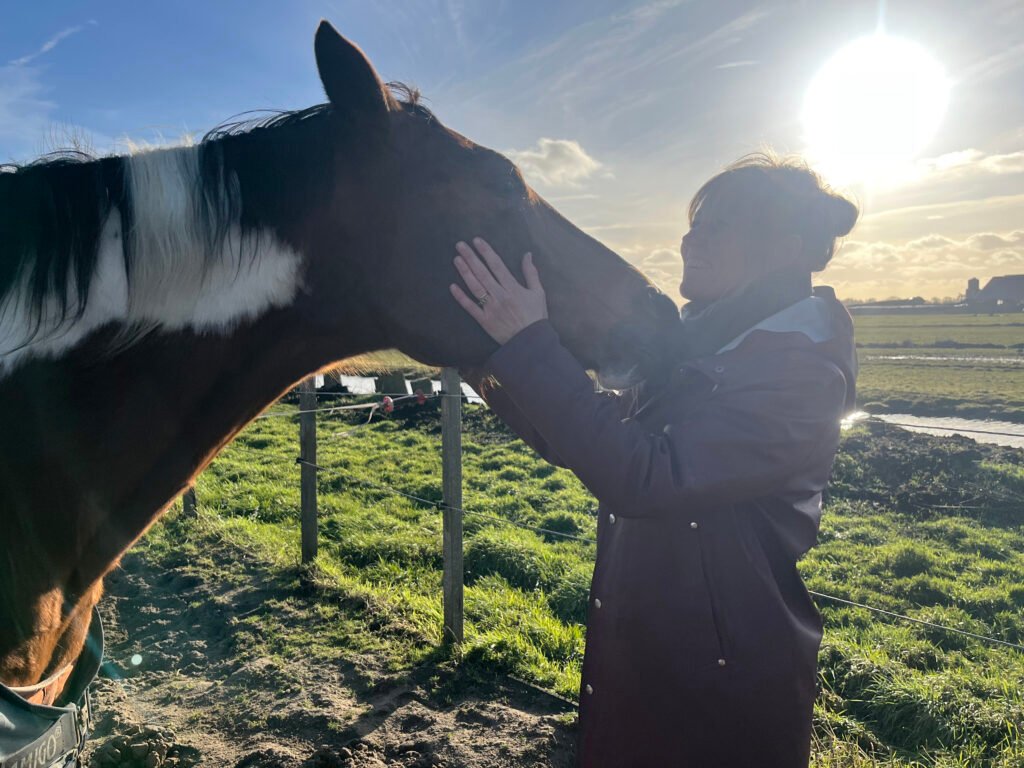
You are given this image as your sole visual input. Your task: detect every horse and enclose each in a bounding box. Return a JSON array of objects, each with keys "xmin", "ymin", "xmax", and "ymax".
[{"xmin": 0, "ymin": 21, "xmax": 680, "ymax": 716}]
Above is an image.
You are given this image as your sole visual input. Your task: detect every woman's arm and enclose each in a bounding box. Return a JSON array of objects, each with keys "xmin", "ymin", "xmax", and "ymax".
[
  {"xmin": 459, "ymin": 365, "xmax": 567, "ymax": 466},
  {"xmin": 448, "ymin": 238, "xmax": 846, "ymax": 517},
  {"xmin": 484, "ymin": 319, "xmax": 848, "ymax": 516},
  {"xmin": 461, "ymin": 362, "xmax": 631, "ymax": 470}
]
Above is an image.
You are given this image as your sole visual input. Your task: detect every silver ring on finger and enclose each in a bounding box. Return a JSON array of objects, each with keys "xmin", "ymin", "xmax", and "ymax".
[{"xmin": 476, "ymin": 292, "xmax": 490, "ymax": 307}]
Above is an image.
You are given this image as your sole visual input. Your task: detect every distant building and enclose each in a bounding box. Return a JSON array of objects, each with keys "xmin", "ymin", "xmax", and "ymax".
[
  {"xmin": 966, "ymin": 277, "xmax": 980, "ymax": 300},
  {"xmin": 965, "ymin": 274, "xmax": 1024, "ymax": 309}
]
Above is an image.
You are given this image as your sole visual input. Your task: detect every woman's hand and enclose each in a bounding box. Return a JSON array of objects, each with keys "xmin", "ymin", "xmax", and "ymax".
[{"xmin": 449, "ymin": 237, "xmax": 548, "ymax": 345}]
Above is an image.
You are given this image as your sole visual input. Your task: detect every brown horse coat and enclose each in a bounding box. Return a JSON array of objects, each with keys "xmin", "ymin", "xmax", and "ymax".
[{"xmin": 475, "ymin": 286, "xmax": 857, "ymax": 767}]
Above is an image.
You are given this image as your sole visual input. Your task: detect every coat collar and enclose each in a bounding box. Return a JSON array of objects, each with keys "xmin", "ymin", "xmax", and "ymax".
[{"xmin": 716, "ymin": 294, "xmax": 835, "ymax": 354}]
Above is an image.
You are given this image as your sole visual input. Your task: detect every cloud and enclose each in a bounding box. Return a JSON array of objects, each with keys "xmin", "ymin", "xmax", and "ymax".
[
  {"xmin": 621, "ymin": 0, "xmax": 690, "ymax": 23},
  {"xmin": 0, "ymin": 64, "xmax": 117, "ymax": 163},
  {"xmin": 447, "ymin": 6, "xmax": 771, "ymax": 143},
  {"xmin": 864, "ymin": 148, "xmax": 1024, "ymax": 217},
  {"xmin": 960, "ymin": 39, "xmax": 1024, "ymax": 84},
  {"xmin": 906, "ymin": 234, "xmax": 957, "ymax": 250},
  {"xmin": 507, "ymin": 138, "xmax": 604, "ymax": 188},
  {"xmin": 819, "ymin": 229, "xmax": 1024, "ymax": 299},
  {"xmin": 715, "ymin": 60, "xmax": 757, "ymax": 69},
  {"xmin": 9, "ymin": 21, "xmax": 97, "ymax": 67},
  {"xmin": 917, "ymin": 148, "xmax": 1024, "ymax": 179},
  {"xmin": 1, "ymin": 21, "xmax": 103, "ymax": 161},
  {"xmin": 966, "ymin": 231, "xmax": 1024, "ymax": 250},
  {"xmin": 0, "ymin": 64, "xmax": 56, "ymax": 150},
  {"xmin": 604, "ymin": 227, "xmax": 1017, "ymax": 304}
]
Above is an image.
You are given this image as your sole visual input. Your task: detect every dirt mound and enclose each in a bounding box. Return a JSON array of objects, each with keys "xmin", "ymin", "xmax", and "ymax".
[
  {"xmin": 85, "ymin": 549, "xmax": 576, "ymax": 767},
  {"xmin": 828, "ymin": 420, "xmax": 1024, "ymax": 522}
]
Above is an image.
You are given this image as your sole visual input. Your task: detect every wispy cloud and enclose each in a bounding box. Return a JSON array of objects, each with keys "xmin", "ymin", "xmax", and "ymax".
[
  {"xmin": 444, "ymin": 0, "xmax": 468, "ymax": 50},
  {"xmin": 540, "ymin": 7, "xmax": 770, "ymax": 108},
  {"xmin": 715, "ymin": 60, "xmax": 757, "ymax": 69},
  {"xmin": 507, "ymin": 138, "xmax": 605, "ymax": 188},
  {"xmin": 919, "ymin": 148, "xmax": 1024, "ymax": 178},
  {"xmin": 9, "ymin": 20, "xmax": 97, "ymax": 67},
  {"xmin": 444, "ymin": 5, "xmax": 772, "ymax": 144},
  {"xmin": 0, "ymin": 19, "xmax": 114, "ymax": 163},
  {"xmin": 0, "ymin": 64, "xmax": 56, "ymax": 152},
  {"xmin": 959, "ymin": 40, "xmax": 1024, "ymax": 84}
]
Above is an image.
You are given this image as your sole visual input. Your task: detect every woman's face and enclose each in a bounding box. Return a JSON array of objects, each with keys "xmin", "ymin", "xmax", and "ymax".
[{"xmin": 679, "ymin": 205, "xmax": 764, "ymax": 303}]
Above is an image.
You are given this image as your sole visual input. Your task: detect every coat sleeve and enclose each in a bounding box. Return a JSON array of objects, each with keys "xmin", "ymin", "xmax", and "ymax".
[
  {"xmin": 464, "ymin": 366, "xmax": 569, "ymax": 467},
  {"xmin": 484, "ymin": 319, "xmax": 848, "ymax": 517}
]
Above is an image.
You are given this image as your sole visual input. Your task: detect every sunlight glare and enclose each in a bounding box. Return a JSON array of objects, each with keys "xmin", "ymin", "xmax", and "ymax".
[{"xmin": 802, "ymin": 35, "xmax": 949, "ymax": 188}]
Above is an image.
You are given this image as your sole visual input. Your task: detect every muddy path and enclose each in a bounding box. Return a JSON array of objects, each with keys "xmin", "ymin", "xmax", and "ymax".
[{"xmin": 85, "ymin": 545, "xmax": 577, "ymax": 767}]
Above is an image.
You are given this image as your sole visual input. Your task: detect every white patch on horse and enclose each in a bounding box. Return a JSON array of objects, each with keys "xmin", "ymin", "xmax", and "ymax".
[
  {"xmin": 0, "ymin": 145, "xmax": 303, "ymax": 377},
  {"xmin": 125, "ymin": 145, "xmax": 302, "ymax": 330}
]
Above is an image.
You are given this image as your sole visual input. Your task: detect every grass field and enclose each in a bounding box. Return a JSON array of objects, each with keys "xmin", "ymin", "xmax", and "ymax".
[
  {"xmin": 851, "ymin": 314, "xmax": 1024, "ymax": 423},
  {"xmin": 135, "ymin": 397, "xmax": 1024, "ymax": 767},
  {"xmin": 852, "ymin": 315, "xmax": 1024, "ymax": 348}
]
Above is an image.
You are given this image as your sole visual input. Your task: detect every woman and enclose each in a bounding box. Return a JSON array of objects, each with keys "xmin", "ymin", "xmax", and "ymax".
[{"xmin": 450, "ymin": 153, "xmax": 859, "ymax": 767}]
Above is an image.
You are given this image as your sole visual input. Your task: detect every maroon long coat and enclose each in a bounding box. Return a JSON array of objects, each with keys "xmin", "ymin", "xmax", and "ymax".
[{"xmin": 477, "ymin": 286, "xmax": 857, "ymax": 767}]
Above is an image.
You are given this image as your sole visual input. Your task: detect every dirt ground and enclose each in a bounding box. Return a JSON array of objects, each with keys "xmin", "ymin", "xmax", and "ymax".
[{"xmin": 85, "ymin": 549, "xmax": 578, "ymax": 768}]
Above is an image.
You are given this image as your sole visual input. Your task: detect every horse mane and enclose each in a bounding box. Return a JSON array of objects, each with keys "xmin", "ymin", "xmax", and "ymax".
[{"xmin": 0, "ymin": 83, "xmax": 426, "ymax": 353}]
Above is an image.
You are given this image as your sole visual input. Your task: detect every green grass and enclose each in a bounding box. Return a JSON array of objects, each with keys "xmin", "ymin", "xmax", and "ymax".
[
  {"xmin": 851, "ymin": 314, "xmax": 1024, "ymax": 422},
  {"xmin": 853, "ymin": 315, "xmax": 1024, "ymax": 348},
  {"xmin": 137, "ymin": 400, "xmax": 1024, "ymax": 767}
]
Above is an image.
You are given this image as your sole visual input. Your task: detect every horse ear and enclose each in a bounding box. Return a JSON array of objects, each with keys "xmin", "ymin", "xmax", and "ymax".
[{"xmin": 314, "ymin": 21, "xmax": 390, "ymax": 123}]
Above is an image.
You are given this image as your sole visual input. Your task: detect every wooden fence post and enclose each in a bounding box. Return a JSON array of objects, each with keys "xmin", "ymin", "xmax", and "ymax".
[
  {"xmin": 441, "ymin": 368, "xmax": 464, "ymax": 645},
  {"xmin": 299, "ymin": 377, "xmax": 318, "ymax": 564},
  {"xmin": 182, "ymin": 487, "xmax": 197, "ymax": 516}
]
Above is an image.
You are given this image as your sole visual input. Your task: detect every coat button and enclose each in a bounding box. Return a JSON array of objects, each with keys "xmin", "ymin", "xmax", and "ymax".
[
  {"xmin": 608, "ymin": 514, "xmax": 616, "ymax": 524},
  {"xmin": 585, "ymin": 684, "xmax": 594, "ymax": 695},
  {"xmin": 690, "ymin": 521, "xmax": 698, "ymax": 529},
  {"xmin": 718, "ymin": 658, "xmax": 727, "ymax": 667},
  {"xmin": 714, "ymin": 365, "xmax": 725, "ymax": 374},
  {"xmin": 594, "ymin": 598, "xmax": 602, "ymax": 608}
]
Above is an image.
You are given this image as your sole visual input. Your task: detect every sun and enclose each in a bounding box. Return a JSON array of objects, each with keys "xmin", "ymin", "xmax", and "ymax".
[{"xmin": 802, "ymin": 35, "xmax": 950, "ymax": 188}]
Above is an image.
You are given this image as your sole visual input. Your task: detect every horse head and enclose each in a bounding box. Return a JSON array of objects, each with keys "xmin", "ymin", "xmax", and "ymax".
[{"xmin": 296, "ymin": 22, "xmax": 680, "ymax": 386}]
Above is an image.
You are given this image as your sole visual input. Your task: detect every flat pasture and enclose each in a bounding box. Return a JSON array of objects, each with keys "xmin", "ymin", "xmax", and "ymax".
[{"xmin": 852, "ymin": 313, "xmax": 1024, "ymax": 422}]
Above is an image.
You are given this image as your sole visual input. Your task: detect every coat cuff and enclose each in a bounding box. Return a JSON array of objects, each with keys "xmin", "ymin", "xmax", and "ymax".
[{"xmin": 483, "ymin": 319, "xmax": 561, "ymax": 376}]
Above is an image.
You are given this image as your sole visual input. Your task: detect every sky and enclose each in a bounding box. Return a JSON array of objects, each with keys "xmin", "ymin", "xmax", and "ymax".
[{"xmin": 2, "ymin": 0, "xmax": 1022, "ymax": 303}]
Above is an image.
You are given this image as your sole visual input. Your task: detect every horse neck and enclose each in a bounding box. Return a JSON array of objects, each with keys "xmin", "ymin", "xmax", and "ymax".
[
  {"xmin": 0, "ymin": 117, "xmax": 411, "ymax": 688},
  {"xmin": 0, "ymin": 281, "xmax": 378, "ymax": 690}
]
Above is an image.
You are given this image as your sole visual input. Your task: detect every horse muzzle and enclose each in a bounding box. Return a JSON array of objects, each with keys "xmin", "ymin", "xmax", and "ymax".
[{"xmin": 597, "ymin": 289, "xmax": 682, "ymax": 390}]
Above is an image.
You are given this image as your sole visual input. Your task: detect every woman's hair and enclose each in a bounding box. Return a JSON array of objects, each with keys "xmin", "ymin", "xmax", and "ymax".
[{"xmin": 688, "ymin": 152, "xmax": 859, "ymax": 272}]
